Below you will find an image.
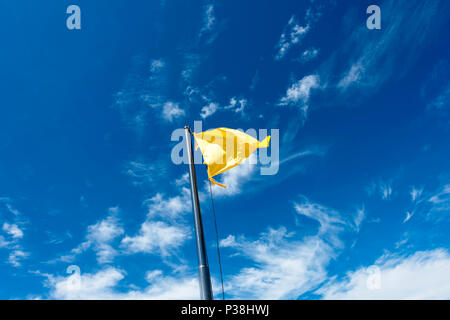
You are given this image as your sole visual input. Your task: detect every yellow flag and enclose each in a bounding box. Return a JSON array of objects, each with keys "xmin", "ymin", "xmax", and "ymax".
[{"xmin": 193, "ymin": 128, "xmax": 270, "ymax": 188}]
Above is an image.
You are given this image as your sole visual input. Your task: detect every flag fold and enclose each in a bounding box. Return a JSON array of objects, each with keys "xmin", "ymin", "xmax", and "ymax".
[{"xmin": 192, "ymin": 128, "xmax": 271, "ymax": 188}]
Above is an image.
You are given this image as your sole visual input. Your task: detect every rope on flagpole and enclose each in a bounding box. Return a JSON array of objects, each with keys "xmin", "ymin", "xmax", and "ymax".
[{"xmin": 209, "ymin": 180, "xmax": 225, "ymax": 300}]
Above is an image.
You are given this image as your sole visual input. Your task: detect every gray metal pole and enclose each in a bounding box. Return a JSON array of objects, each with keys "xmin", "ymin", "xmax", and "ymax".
[{"xmin": 184, "ymin": 126, "xmax": 214, "ymax": 300}]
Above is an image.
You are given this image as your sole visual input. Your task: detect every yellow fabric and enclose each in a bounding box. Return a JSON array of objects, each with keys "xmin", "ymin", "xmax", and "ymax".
[{"xmin": 193, "ymin": 128, "xmax": 271, "ymax": 188}]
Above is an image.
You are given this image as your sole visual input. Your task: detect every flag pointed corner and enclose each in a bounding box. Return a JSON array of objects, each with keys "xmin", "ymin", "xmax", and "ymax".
[{"xmin": 258, "ymin": 135, "xmax": 271, "ymax": 148}]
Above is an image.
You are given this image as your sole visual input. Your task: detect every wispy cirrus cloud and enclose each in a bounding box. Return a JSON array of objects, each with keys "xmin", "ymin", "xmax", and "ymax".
[
  {"xmin": 120, "ymin": 176, "xmax": 195, "ymax": 259},
  {"xmin": 224, "ymin": 97, "xmax": 247, "ymax": 114},
  {"xmin": 403, "ymin": 211, "xmax": 413, "ymax": 223},
  {"xmin": 353, "ymin": 207, "xmax": 366, "ymax": 233},
  {"xmin": 199, "ymin": 97, "xmax": 247, "ymax": 119},
  {"xmin": 317, "ymin": 249, "xmax": 450, "ymax": 299},
  {"xmin": 162, "ymin": 102, "xmax": 185, "ymax": 122},
  {"xmin": 278, "ymin": 74, "xmax": 320, "ymax": 113},
  {"xmin": 201, "ymin": 4, "xmax": 215, "ymax": 33},
  {"xmin": 274, "ymin": 1, "xmax": 327, "ymax": 61},
  {"xmin": 275, "ymin": 15, "xmax": 310, "ymax": 61},
  {"xmin": 2, "ymin": 222, "xmax": 24, "ymax": 239},
  {"xmin": 42, "ymin": 196, "xmax": 359, "ymax": 300},
  {"xmin": 427, "ymin": 84, "xmax": 450, "ymax": 116},
  {"xmin": 366, "ymin": 180, "xmax": 393, "ymax": 201},
  {"xmin": 318, "ymin": 0, "xmax": 448, "ymax": 95},
  {"xmin": 200, "ymin": 102, "xmax": 219, "ymax": 119},
  {"xmin": 124, "ymin": 159, "xmax": 167, "ymax": 187},
  {"xmin": 403, "ymin": 182, "xmax": 450, "ymax": 223},
  {"xmin": 198, "ymin": 3, "xmax": 220, "ymax": 45},
  {"xmin": 121, "ymin": 221, "xmax": 190, "ymax": 257},
  {"xmin": 422, "ymin": 60, "xmax": 450, "ymax": 117},
  {"xmin": 41, "ymin": 267, "xmax": 200, "ymax": 300},
  {"xmin": 114, "ymin": 56, "xmax": 167, "ymax": 133},
  {"xmin": 0, "ymin": 198, "xmax": 28, "ymax": 267},
  {"xmin": 220, "ymin": 197, "xmax": 356, "ymax": 299},
  {"xmin": 114, "ymin": 56, "xmax": 187, "ymax": 135},
  {"xmin": 426, "ymin": 184, "xmax": 450, "ymax": 220},
  {"xmin": 0, "ymin": 197, "xmax": 21, "ymax": 216},
  {"xmin": 145, "ymin": 187, "xmax": 192, "ymax": 221},
  {"xmin": 299, "ymin": 47, "xmax": 319, "ymax": 63},
  {"xmin": 60, "ymin": 208, "xmax": 124, "ymax": 264},
  {"xmin": 410, "ymin": 186, "xmax": 424, "ymax": 203},
  {"xmin": 8, "ymin": 250, "xmax": 29, "ymax": 267},
  {"xmin": 58, "ymin": 178, "xmax": 194, "ymax": 265}
]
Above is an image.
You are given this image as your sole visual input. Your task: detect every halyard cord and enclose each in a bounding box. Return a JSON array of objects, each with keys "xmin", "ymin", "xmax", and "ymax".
[{"xmin": 209, "ymin": 180, "xmax": 225, "ymax": 300}]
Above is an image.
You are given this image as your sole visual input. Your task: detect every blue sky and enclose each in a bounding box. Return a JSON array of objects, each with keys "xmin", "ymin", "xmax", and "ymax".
[{"xmin": 0, "ymin": 0, "xmax": 450, "ymax": 299}]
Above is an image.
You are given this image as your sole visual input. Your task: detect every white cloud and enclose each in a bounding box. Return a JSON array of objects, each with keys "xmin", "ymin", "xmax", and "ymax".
[
  {"xmin": 221, "ymin": 198, "xmax": 350, "ymax": 299},
  {"xmin": 202, "ymin": 4, "xmax": 215, "ymax": 32},
  {"xmin": 381, "ymin": 184, "xmax": 393, "ymax": 200},
  {"xmin": 219, "ymin": 235, "xmax": 236, "ymax": 247},
  {"xmin": 150, "ymin": 59, "xmax": 164, "ymax": 72},
  {"xmin": 124, "ymin": 159, "xmax": 166, "ymax": 187},
  {"xmin": 427, "ymin": 84, "xmax": 450, "ymax": 113},
  {"xmin": 114, "ymin": 56, "xmax": 169, "ymax": 134},
  {"xmin": 317, "ymin": 249, "xmax": 450, "ymax": 299},
  {"xmin": 86, "ymin": 211, "xmax": 123, "ymax": 244},
  {"xmin": 137, "ymin": 272, "xmax": 199, "ymax": 299},
  {"xmin": 2, "ymin": 223, "xmax": 24, "ymax": 239},
  {"xmin": 113, "ymin": 56, "xmax": 189, "ymax": 130},
  {"xmin": 275, "ymin": 16, "xmax": 310, "ymax": 60},
  {"xmin": 0, "ymin": 197, "xmax": 21, "ymax": 216},
  {"xmin": 0, "ymin": 235, "xmax": 9, "ymax": 248},
  {"xmin": 145, "ymin": 187, "xmax": 191, "ymax": 220},
  {"xmin": 199, "ymin": 98, "xmax": 247, "ymax": 119},
  {"xmin": 300, "ymin": 48, "xmax": 319, "ymax": 63},
  {"xmin": 8, "ymin": 250, "xmax": 29, "ymax": 267},
  {"xmin": 47, "ymin": 267, "xmax": 125, "ymax": 300},
  {"xmin": 199, "ymin": 4, "xmax": 219, "ymax": 44},
  {"xmin": 61, "ymin": 176, "xmax": 194, "ymax": 264},
  {"xmin": 294, "ymin": 198, "xmax": 347, "ymax": 247},
  {"xmin": 162, "ymin": 101, "xmax": 185, "ymax": 122},
  {"xmin": 175, "ymin": 173, "xmax": 190, "ymax": 187},
  {"xmin": 206, "ymin": 156, "xmax": 257, "ymax": 198},
  {"xmin": 181, "ymin": 54, "xmax": 201, "ymax": 83},
  {"xmin": 200, "ymin": 102, "xmax": 218, "ymax": 119},
  {"xmin": 224, "ymin": 97, "xmax": 246, "ymax": 114},
  {"xmin": 319, "ymin": 0, "xmax": 444, "ymax": 94},
  {"xmin": 221, "ymin": 227, "xmax": 331, "ymax": 299},
  {"xmin": 403, "ymin": 211, "xmax": 413, "ymax": 223},
  {"xmin": 120, "ymin": 180, "xmax": 193, "ymax": 256},
  {"xmin": 353, "ymin": 207, "xmax": 365, "ymax": 232},
  {"xmin": 403, "ymin": 183, "xmax": 450, "ymax": 223},
  {"xmin": 337, "ymin": 61, "xmax": 364, "ymax": 89},
  {"xmin": 124, "ymin": 160, "xmax": 154, "ymax": 186},
  {"xmin": 0, "ymin": 199, "xmax": 28, "ymax": 267},
  {"xmin": 428, "ymin": 184, "xmax": 450, "ymax": 204},
  {"xmin": 279, "ymin": 75, "xmax": 320, "ymax": 111},
  {"xmin": 426, "ymin": 184, "xmax": 450, "ymax": 219},
  {"xmin": 61, "ymin": 208, "xmax": 124, "ymax": 264},
  {"xmin": 278, "ymin": 147, "xmax": 326, "ymax": 166},
  {"xmin": 366, "ymin": 181, "xmax": 393, "ymax": 200},
  {"xmin": 410, "ymin": 186, "xmax": 424, "ymax": 202},
  {"xmin": 45, "ymin": 267, "xmax": 199, "ymax": 300},
  {"xmin": 121, "ymin": 221, "xmax": 190, "ymax": 256}
]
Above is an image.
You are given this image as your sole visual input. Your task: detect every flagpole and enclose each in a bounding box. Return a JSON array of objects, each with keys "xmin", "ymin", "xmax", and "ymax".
[{"xmin": 184, "ymin": 126, "xmax": 214, "ymax": 300}]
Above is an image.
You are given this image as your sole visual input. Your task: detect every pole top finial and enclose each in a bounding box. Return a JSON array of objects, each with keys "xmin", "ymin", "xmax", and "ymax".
[{"xmin": 184, "ymin": 126, "xmax": 191, "ymax": 132}]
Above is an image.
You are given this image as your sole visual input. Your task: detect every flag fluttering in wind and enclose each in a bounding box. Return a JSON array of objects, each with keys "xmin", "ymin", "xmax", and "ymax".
[{"xmin": 193, "ymin": 128, "xmax": 271, "ymax": 188}]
